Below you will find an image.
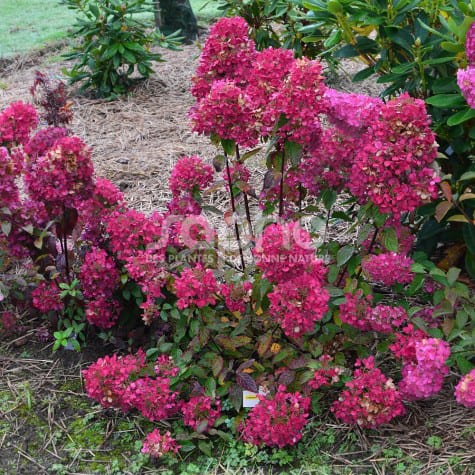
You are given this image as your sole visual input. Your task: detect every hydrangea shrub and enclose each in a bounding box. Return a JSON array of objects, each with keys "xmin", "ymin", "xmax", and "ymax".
[{"xmin": 1, "ymin": 17, "xmax": 474, "ymax": 463}]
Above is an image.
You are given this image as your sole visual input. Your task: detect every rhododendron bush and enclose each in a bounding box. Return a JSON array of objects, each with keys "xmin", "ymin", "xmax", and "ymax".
[{"xmin": 1, "ymin": 17, "xmax": 475, "ymax": 461}]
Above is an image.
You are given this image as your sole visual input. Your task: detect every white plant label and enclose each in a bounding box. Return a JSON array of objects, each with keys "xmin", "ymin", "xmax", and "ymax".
[{"xmin": 243, "ymin": 386, "xmax": 268, "ymax": 408}]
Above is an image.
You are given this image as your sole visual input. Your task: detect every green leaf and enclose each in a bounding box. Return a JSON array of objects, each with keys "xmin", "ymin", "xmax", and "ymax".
[
  {"xmin": 327, "ymin": 264, "xmax": 339, "ymax": 284},
  {"xmin": 440, "ymin": 41, "xmax": 464, "ymax": 53},
  {"xmin": 198, "ymin": 440, "xmax": 212, "ymax": 457},
  {"xmin": 446, "ymin": 267, "xmax": 461, "ymax": 286},
  {"xmin": 89, "ymin": 3, "xmax": 100, "ymax": 17},
  {"xmin": 382, "ymin": 227, "xmax": 398, "ymax": 252},
  {"xmin": 456, "ymin": 310, "xmax": 468, "ymax": 329},
  {"xmin": 463, "ymin": 224, "xmax": 475, "ymax": 255},
  {"xmin": 352, "ymin": 66, "xmax": 375, "ymax": 82},
  {"xmin": 447, "ymin": 108, "xmax": 475, "ymax": 126},
  {"xmin": 425, "ymin": 94, "xmax": 465, "ymax": 108},
  {"xmin": 321, "ymin": 189, "xmax": 337, "ymax": 210},
  {"xmin": 465, "ymin": 251, "xmax": 475, "ymax": 279},
  {"xmin": 324, "ymin": 29, "xmax": 342, "ymax": 48},
  {"xmin": 456, "ymin": 356, "xmax": 475, "ymax": 374},
  {"xmin": 459, "ymin": 171, "xmax": 475, "ymax": 181},
  {"xmin": 122, "ymin": 50, "xmax": 136, "ymax": 64},
  {"xmin": 284, "ymin": 141, "xmax": 303, "ymax": 167},
  {"xmin": 336, "ymin": 245, "xmax": 354, "ymax": 267},
  {"xmin": 1, "ymin": 221, "xmax": 11, "ymax": 236},
  {"xmin": 221, "ymin": 139, "xmax": 235, "ymax": 156}
]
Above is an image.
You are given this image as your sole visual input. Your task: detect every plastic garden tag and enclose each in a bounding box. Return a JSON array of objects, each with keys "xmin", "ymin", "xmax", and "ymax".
[{"xmin": 243, "ymin": 387, "xmax": 267, "ymax": 408}]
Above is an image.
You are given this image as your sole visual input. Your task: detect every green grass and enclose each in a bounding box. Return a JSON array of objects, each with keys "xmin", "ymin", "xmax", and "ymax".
[
  {"xmin": 0, "ymin": 0, "xmax": 75, "ymax": 58},
  {"xmin": 0, "ymin": 0, "xmax": 221, "ymax": 58}
]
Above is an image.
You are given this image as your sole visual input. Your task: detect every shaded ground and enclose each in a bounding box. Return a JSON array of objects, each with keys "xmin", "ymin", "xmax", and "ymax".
[{"xmin": 1, "ymin": 44, "xmax": 475, "ymax": 474}]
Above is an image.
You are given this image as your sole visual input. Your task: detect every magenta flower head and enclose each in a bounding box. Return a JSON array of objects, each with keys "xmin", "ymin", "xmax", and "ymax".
[
  {"xmin": 466, "ymin": 21, "xmax": 475, "ymax": 65},
  {"xmin": 24, "ymin": 135, "xmax": 94, "ymax": 213},
  {"xmin": 246, "ymin": 47, "xmax": 295, "ymax": 108},
  {"xmin": 268, "ymin": 269, "xmax": 329, "ymax": 339},
  {"xmin": 349, "ymin": 93, "xmax": 439, "ymax": 217},
  {"xmin": 457, "ymin": 67, "xmax": 475, "ymax": 109},
  {"xmin": 0, "ymin": 147, "xmax": 20, "ymax": 210},
  {"xmin": 190, "ymin": 79, "xmax": 260, "ymax": 148},
  {"xmin": 362, "ymin": 252, "xmax": 414, "ymax": 286},
  {"xmin": 142, "ymin": 430, "xmax": 180, "ymax": 458},
  {"xmin": 263, "ymin": 57, "xmax": 327, "ymax": 145},
  {"xmin": 253, "ymin": 221, "xmax": 316, "ymax": 283},
  {"xmin": 240, "ymin": 386, "xmax": 310, "ymax": 448},
  {"xmin": 182, "ymin": 395, "xmax": 221, "ymax": 432},
  {"xmin": 191, "ymin": 17, "xmax": 256, "ymax": 99},
  {"xmin": 174, "ymin": 263, "xmax": 218, "ymax": 310},
  {"xmin": 331, "ymin": 357, "xmax": 405, "ymax": 428},
  {"xmin": 0, "ymin": 101, "xmax": 38, "ymax": 148},
  {"xmin": 455, "ymin": 369, "xmax": 475, "ymax": 408},
  {"xmin": 82, "ymin": 350, "xmax": 146, "ymax": 411},
  {"xmin": 169, "ymin": 155, "xmax": 213, "ymax": 197},
  {"xmin": 324, "ymin": 88, "xmax": 382, "ymax": 134}
]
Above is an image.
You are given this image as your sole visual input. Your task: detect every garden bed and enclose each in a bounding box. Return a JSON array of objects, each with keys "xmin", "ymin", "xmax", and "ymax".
[{"xmin": 1, "ymin": 36, "xmax": 475, "ymax": 475}]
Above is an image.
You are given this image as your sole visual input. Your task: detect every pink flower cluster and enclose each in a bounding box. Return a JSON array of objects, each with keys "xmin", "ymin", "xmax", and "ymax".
[
  {"xmin": 182, "ymin": 395, "xmax": 221, "ymax": 432},
  {"xmin": 190, "ymin": 80, "xmax": 260, "ymax": 148},
  {"xmin": 78, "ymin": 177, "xmax": 124, "ymax": 243},
  {"xmin": 191, "ymin": 17, "xmax": 327, "ymax": 151},
  {"xmin": 349, "ymin": 94, "xmax": 439, "ymax": 217},
  {"xmin": 24, "ymin": 136, "xmax": 94, "ymax": 213},
  {"xmin": 124, "ymin": 377, "xmax": 179, "ymax": 421},
  {"xmin": 268, "ymin": 270, "xmax": 329, "ymax": 339},
  {"xmin": 339, "ymin": 291, "xmax": 407, "ymax": 333},
  {"xmin": 80, "ymin": 247, "xmax": 121, "ymax": 328},
  {"xmin": 154, "ymin": 354, "xmax": 180, "ymax": 378},
  {"xmin": 240, "ymin": 386, "xmax": 310, "ymax": 448},
  {"xmin": 262, "ymin": 57, "xmax": 327, "ymax": 145},
  {"xmin": 191, "ymin": 17, "xmax": 256, "ymax": 99},
  {"xmin": 246, "ymin": 47, "xmax": 294, "ymax": 109},
  {"xmin": 174, "ymin": 264, "xmax": 218, "ymax": 310},
  {"xmin": 301, "ymin": 130, "xmax": 356, "ymax": 195},
  {"xmin": 24, "ymin": 127, "xmax": 68, "ymax": 160},
  {"xmin": 254, "ymin": 222, "xmax": 329, "ymax": 338},
  {"xmin": 253, "ymin": 221, "xmax": 315, "ymax": 283},
  {"xmin": 454, "ymin": 369, "xmax": 475, "ymax": 408},
  {"xmin": 398, "ymin": 338, "xmax": 450, "ymax": 400},
  {"xmin": 82, "ymin": 350, "xmax": 146, "ymax": 411},
  {"xmin": 85, "ymin": 299, "xmax": 122, "ymax": 329},
  {"xmin": 467, "ymin": 22, "xmax": 475, "ymax": 64},
  {"xmin": 362, "ymin": 252, "xmax": 414, "ymax": 286},
  {"xmin": 31, "ymin": 280, "xmax": 63, "ymax": 313},
  {"xmin": 105, "ymin": 209, "xmax": 164, "ymax": 260},
  {"xmin": 458, "ymin": 22, "xmax": 475, "ymax": 108},
  {"xmin": 125, "ymin": 248, "xmax": 167, "ymax": 316},
  {"xmin": 457, "ymin": 67, "xmax": 475, "ymax": 109},
  {"xmin": 389, "ymin": 324, "xmax": 428, "ymax": 362},
  {"xmin": 80, "ymin": 248, "xmax": 119, "ymax": 300},
  {"xmin": 141, "ymin": 429, "xmax": 180, "ymax": 458},
  {"xmin": 0, "ymin": 101, "xmax": 38, "ymax": 148},
  {"xmin": 169, "ymin": 155, "xmax": 213, "ymax": 198},
  {"xmin": 0, "ymin": 147, "xmax": 20, "ymax": 211},
  {"xmin": 325, "ymin": 88, "xmax": 382, "ymax": 135},
  {"xmin": 308, "ymin": 355, "xmax": 344, "ymax": 390},
  {"xmin": 220, "ymin": 281, "xmax": 252, "ymax": 314},
  {"xmin": 331, "ymin": 357, "xmax": 405, "ymax": 428}
]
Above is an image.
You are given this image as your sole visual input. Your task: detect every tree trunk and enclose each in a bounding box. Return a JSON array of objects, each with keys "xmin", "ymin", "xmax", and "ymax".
[{"xmin": 154, "ymin": 0, "xmax": 198, "ymax": 43}]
